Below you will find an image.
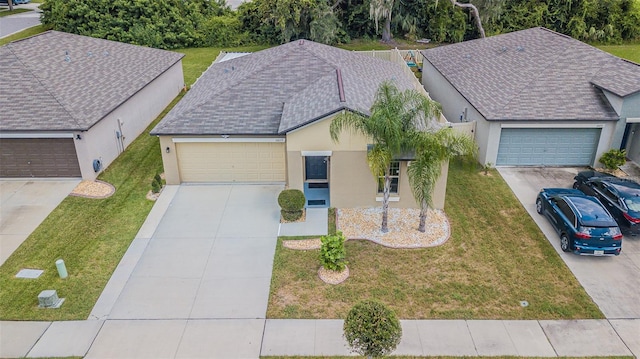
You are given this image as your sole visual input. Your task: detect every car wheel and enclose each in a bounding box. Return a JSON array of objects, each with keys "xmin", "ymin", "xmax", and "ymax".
[
  {"xmin": 560, "ymin": 234, "xmax": 572, "ymax": 252},
  {"xmin": 536, "ymin": 198, "xmax": 543, "ymax": 214},
  {"xmin": 572, "ymin": 182, "xmax": 579, "ymax": 189}
]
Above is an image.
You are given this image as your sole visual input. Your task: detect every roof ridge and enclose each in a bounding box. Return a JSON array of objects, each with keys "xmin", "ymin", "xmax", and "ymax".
[{"xmin": 7, "ymin": 42, "xmax": 84, "ymax": 130}]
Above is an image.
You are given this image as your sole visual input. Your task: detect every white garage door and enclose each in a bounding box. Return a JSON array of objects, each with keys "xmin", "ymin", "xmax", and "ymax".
[
  {"xmin": 497, "ymin": 128, "xmax": 601, "ymax": 166},
  {"xmin": 176, "ymin": 142, "xmax": 286, "ymax": 182}
]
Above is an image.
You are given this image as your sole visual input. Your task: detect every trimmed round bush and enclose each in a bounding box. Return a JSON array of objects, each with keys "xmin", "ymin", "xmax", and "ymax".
[
  {"xmin": 281, "ymin": 209, "xmax": 303, "ymax": 222},
  {"xmin": 343, "ymin": 300, "xmax": 402, "ymax": 357},
  {"xmin": 278, "ymin": 189, "xmax": 306, "ymax": 211}
]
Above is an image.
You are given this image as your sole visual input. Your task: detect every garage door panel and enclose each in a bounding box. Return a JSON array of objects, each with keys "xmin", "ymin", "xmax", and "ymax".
[
  {"xmin": 177, "ymin": 142, "xmax": 286, "ymax": 182},
  {"xmin": 0, "ymin": 138, "xmax": 81, "ymax": 177},
  {"xmin": 496, "ymin": 128, "xmax": 600, "ymax": 166}
]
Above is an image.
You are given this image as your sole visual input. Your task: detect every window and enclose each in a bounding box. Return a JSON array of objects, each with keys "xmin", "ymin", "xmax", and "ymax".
[
  {"xmin": 378, "ymin": 161, "xmax": 400, "ymax": 193},
  {"xmin": 557, "ymin": 200, "xmax": 577, "ymax": 228}
]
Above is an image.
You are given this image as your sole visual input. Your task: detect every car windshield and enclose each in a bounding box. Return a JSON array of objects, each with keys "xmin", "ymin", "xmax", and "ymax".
[{"xmin": 625, "ymin": 197, "xmax": 640, "ymax": 212}]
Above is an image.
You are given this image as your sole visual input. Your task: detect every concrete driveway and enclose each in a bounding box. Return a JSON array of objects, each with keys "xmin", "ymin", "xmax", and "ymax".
[
  {"xmin": 499, "ymin": 167, "xmax": 640, "ymax": 319},
  {"xmin": 0, "ymin": 179, "xmax": 79, "ymax": 265},
  {"xmin": 0, "ymin": 3, "xmax": 41, "ymax": 38},
  {"xmin": 84, "ymin": 184, "xmax": 282, "ymax": 358}
]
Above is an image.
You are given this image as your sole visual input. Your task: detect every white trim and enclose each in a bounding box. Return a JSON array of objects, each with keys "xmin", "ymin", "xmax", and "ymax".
[
  {"xmin": 626, "ymin": 117, "xmax": 640, "ymax": 123},
  {"xmin": 376, "ymin": 196, "xmax": 400, "ymax": 202},
  {"xmin": 301, "ymin": 151, "xmax": 332, "ymax": 157},
  {"xmin": 172, "ymin": 137, "xmax": 285, "ymax": 143},
  {"xmin": 0, "ymin": 132, "xmax": 75, "ymax": 139},
  {"xmin": 500, "ymin": 123, "xmax": 605, "ymax": 129}
]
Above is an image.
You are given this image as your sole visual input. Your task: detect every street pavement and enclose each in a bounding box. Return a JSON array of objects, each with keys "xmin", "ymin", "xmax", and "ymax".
[
  {"xmin": 0, "ymin": 3, "xmax": 41, "ymax": 38},
  {"xmin": 1, "ymin": 182, "xmax": 639, "ymax": 357}
]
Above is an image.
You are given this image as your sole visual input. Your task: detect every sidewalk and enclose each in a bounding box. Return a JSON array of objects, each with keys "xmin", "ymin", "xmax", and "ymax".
[{"xmin": 2, "ymin": 318, "xmax": 638, "ymax": 357}]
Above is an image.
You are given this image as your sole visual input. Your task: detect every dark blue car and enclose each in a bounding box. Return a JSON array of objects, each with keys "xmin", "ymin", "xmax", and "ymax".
[
  {"xmin": 573, "ymin": 170, "xmax": 640, "ymax": 236},
  {"xmin": 536, "ymin": 188, "xmax": 622, "ymax": 256}
]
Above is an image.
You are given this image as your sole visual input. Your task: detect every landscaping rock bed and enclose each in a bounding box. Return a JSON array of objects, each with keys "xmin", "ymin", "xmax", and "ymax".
[{"xmin": 70, "ymin": 180, "xmax": 115, "ymax": 199}]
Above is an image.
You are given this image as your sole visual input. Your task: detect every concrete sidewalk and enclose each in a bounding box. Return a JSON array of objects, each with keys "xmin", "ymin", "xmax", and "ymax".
[{"xmin": 2, "ymin": 318, "xmax": 638, "ymax": 357}]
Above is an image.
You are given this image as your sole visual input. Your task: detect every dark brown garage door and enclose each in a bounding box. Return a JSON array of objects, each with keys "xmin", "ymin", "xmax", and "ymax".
[{"xmin": 0, "ymin": 138, "xmax": 81, "ymax": 177}]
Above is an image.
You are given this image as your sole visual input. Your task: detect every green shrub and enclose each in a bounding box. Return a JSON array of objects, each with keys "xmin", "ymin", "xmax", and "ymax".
[
  {"xmin": 278, "ymin": 189, "xmax": 306, "ymax": 221},
  {"xmin": 319, "ymin": 231, "xmax": 347, "ymax": 271},
  {"xmin": 343, "ymin": 300, "xmax": 402, "ymax": 357},
  {"xmin": 151, "ymin": 173, "xmax": 162, "ymax": 194},
  {"xmin": 599, "ymin": 149, "xmax": 626, "ymax": 169},
  {"xmin": 281, "ymin": 209, "xmax": 303, "ymax": 222},
  {"xmin": 278, "ymin": 189, "xmax": 306, "ymax": 211}
]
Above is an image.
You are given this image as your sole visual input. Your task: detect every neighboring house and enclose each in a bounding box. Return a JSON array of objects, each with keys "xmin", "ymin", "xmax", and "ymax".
[
  {"xmin": 0, "ymin": 31, "xmax": 184, "ymax": 179},
  {"xmin": 151, "ymin": 40, "xmax": 449, "ymax": 209},
  {"xmin": 421, "ymin": 27, "xmax": 640, "ymax": 167}
]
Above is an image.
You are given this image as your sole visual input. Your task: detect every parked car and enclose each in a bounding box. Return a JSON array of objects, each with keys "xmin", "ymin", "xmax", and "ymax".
[
  {"xmin": 0, "ymin": 0, "xmax": 30, "ymax": 5},
  {"xmin": 573, "ymin": 170, "xmax": 640, "ymax": 236},
  {"xmin": 536, "ymin": 188, "xmax": 622, "ymax": 256}
]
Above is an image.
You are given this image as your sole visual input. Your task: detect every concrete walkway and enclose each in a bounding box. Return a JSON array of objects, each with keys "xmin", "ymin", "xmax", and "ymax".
[
  {"xmin": 2, "ymin": 184, "xmax": 640, "ymax": 357},
  {"xmin": 0, "ymin": 179, "xmax": 79, "ymax": 265}
]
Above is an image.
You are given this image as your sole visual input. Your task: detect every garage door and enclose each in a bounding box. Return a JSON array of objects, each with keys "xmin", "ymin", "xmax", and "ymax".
[
  {"xmin": 0, "ymin": 138, "xmax": 81, "ymax": 177},
  {"xmin": 497, "ymin": 128, "xmax": 601, "ymax": 166},
  {"xmin": 176, "ymin": 142, "xmax": 286, "ymax": 182}
]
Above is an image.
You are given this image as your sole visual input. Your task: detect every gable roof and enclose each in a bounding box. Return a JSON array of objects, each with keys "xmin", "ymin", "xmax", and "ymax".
[
  {"xmin": 421, "ymin": 27, "xmax": 640, "ymax": 121},
  {"xmin": 151, "ymin": 40, "xmax": 417, "ymax": 136},
  {"xmin": 0, "ymin": 31, "xmax": 183, "ymax": 132}
]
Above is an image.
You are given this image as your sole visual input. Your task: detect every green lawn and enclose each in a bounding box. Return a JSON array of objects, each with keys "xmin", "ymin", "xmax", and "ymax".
[
  {"xmin": 0, "ymin": 24, "xmax": 47, "ymax": 45},
  {"xmin": 597, "ymin": 43, "xmax": 640, "ymax": 63},
  {"xmin": 267, "ymin": 164, "xmax": 603, "ymax": 320},
  {"xmin": 0, "ymin": 8, "xmax": 30, "ymax": 17}
]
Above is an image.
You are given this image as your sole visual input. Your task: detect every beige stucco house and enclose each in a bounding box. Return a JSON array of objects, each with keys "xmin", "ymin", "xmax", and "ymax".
[
  {"xmin": 0, "ymin": 31, "xmax": 184, "ymax": 179},
  {"xmin": 151, "ymin": 40, "xmax": 449, "ymax": 209},
  {"xmin": 421, "ymin": 27, "xmax": 640, "ymax": 167}
]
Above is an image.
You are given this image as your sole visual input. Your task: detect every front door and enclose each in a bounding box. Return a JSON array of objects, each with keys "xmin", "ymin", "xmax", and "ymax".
[{"xmin": 304, "ymin": 156, "xmax": 329, "ymax": 207}]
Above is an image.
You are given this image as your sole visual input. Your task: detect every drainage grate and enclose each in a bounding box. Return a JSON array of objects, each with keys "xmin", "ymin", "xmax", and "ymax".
[{"xmin": 308, "ymin": 199, "xmax": 326, "ymax": 206}]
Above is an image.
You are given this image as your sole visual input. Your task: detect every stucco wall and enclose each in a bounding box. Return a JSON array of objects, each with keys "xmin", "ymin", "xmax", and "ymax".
[
  {"xmin": 75, "ymin": 61, "xmax": 184, "ymax": 180},
  {"xmin": 286, "ymin": 114, "xmax": 447, "ymax": 209},
  {"xmin": 621, "ymin": 92, "xmax": 640, "ymax": 164}
]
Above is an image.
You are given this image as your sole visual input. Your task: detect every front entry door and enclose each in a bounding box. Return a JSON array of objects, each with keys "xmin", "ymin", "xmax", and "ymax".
[{"xmin": 304, "ymin": 156, "xmax": 329, "ymax": 207}]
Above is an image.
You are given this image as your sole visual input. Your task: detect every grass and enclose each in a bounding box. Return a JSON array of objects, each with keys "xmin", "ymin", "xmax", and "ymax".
[
  {"xmin": 262, "ymin": 357, "xmax": 634, "ymax": 359},
  {"xmin": 267, "ymin": 164, "xmax": 603, "ymax": 320},
  {"xmin": 0, "ymin": 8, "xmax": 30, "ymax": 16},
  {"xmin": 0, "ymin": 24, "xmax": 47, "ymax": 45},
  {"xmin": 597, "ymin": 43, "xmax": 640, "ymax": 63}
]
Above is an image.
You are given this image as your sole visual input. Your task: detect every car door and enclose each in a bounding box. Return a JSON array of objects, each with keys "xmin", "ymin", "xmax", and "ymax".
[
  {"xmin": 555, "ymin": 199, "xmax": 577, "ymax": 235},
  {"xmin": 581, "ymin": 180, "xmax": 598, "ymax": 196},
  {"xmin": 546, "ymin": 198, "xmax": 564, "ymax": 234}
]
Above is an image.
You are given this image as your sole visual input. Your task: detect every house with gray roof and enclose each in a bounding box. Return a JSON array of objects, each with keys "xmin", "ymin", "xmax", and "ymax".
[
  {"xmin": 0, "ymin": 31, "xmax": 184, "ymax": 179},
  {"xmin": 151, "ymin": 39, "xmax": 449, "ymax": 209},
  {"xmin": 421, "ymin": 27, "xmax": 640, "ymax": 167}
]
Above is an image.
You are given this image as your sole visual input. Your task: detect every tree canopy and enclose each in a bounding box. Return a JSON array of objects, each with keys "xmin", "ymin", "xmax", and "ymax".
[{"xmin": 40, "ymin": 0, "xmax": 640, "ymax": 48}]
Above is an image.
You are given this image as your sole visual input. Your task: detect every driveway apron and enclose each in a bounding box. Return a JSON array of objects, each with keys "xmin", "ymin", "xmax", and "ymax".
[
  {"xmin": 498, "ymin": 167, "xmax": 640, "ymax": 319},
  {"xmin": 108, "ymin": 184, "xmax": 282, "ymax": 320}
]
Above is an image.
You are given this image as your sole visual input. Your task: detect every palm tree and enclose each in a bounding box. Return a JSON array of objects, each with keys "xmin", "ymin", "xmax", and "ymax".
[
  {"xmin": 330, "ymin": 81, "xmax": 441, "ymax": 232},
  {"xmin": 408, "ymin": 128, "xmax": 477, "ymax": 232}
]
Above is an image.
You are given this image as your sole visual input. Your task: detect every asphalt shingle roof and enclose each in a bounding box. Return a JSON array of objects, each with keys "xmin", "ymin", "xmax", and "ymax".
[
  {"xmin": 0, "ymin": 31, "xmax": 183, "ymax": 132},
  {"xmin": 421, "ymin": 27, "xmax": 640, "ymax": 121},
  {"xmin": 151, "ymin": 40, "xmax": 417, "ymax": 135}
]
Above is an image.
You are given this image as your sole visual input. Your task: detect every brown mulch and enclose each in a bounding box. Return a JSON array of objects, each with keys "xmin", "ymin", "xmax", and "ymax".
[
  {"xmin": 318, "ymin": 265, "xmax": 349, "ymax": 284},
  {"xmin": 69, "ymin": 180, "xmax": 115, "ymax": 199}
]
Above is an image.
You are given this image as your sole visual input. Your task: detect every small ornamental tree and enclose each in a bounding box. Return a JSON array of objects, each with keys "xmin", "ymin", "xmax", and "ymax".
[
  {"xmin": 343, "ymin": 300, "xmax": 402, "ymax": 358},
  {"xmin": 599, "ymin": 149, "xmax": 626, "ymax": 170},
  {"xmin": 319, "ymin": 231, "xmax": 347, "ymax": 271},
  {"xmin": 277, "ymin": 189, "xmax": 306, "ymax": 221}
]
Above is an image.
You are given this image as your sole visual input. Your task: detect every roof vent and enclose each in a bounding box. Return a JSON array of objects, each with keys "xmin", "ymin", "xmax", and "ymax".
[
  {"xmin": 464, "ymin": 54, "xmax": 472, "ymax": 59},
  {"xmin": 516, "ymin": 46, "xmax": 525, "ymax": 52},
  {"xmin": 87, "ymin": 51, "xmax": 93, "ymax": 57},
  {"xmin": 299, "ymin": 40, "xmax": 304, "ymax": 46},
  {"xmin": 64, "ymin": 55, "xmax": 71, "ymax": 62},
  {"xmin": 104, "ymin": 51, "xmax": 109, "ymax": 57}
]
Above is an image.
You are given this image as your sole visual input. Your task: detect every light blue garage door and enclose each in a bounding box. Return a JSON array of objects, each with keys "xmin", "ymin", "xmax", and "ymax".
[{"xmin": 496, "ymin": 128, "xmax": 601, "ymax": 166}]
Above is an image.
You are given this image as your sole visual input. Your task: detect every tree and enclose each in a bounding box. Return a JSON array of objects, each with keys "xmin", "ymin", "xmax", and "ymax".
[
  {"xmin": 330, "ymin": 82, "xmax": 441, "ymax": 233},
  {"xmin": 448, "ymin": 0, "xmax": 486, "ymax": 37},
  {"xmin": 407, "ymin": 128, "xmax": 477, "ymax": 232},
  {"xmin": 369, "ymin": 0, "xmax": 394, "ymax": 42},
  {"xmin": 343, "ymin": 299, "xmax": 402, "ymax": 358}
]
